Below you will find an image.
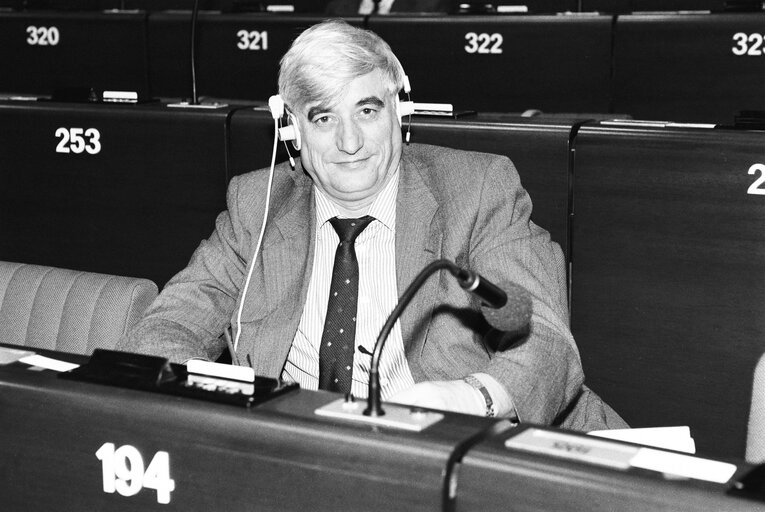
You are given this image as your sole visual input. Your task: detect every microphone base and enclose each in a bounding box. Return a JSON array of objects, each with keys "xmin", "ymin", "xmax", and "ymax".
[{"xmin": 315, "ymin": 398, "xmax": 443, "ymax": 432}]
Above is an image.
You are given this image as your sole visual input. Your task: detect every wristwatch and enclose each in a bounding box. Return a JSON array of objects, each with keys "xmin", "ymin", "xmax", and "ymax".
[{"xmin": 463, "ymin": 374, "xmax": 496, "ymax": 417}]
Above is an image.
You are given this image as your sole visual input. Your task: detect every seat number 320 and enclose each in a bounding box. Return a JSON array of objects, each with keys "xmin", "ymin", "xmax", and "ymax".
[{"xmin": 95, "ymin": 443, "xmax": 175, "ymax": 504}]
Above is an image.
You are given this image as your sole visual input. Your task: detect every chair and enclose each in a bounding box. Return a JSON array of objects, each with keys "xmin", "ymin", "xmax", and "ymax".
[
  {"xmin": 746, "ymin": 352, "xmax": 765, "ymax": 463},
  {"xmin": 0, "ymin": 261, "xmax": 157, "ymax": 354}
]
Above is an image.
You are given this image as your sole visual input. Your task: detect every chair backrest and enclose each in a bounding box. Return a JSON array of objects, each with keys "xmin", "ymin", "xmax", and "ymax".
[
  {"xmin": 747, "ymin": 352, "xmax": 765, "ymax": 463},
  {"xmin": 0, "ymin": 261, "xmax": 157, "ymax": 354}
]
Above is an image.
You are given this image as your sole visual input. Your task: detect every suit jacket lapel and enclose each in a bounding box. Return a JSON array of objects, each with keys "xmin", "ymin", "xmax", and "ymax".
[{"xmin": 396, "ymin": 149, "xmax": 443, "ymax": 369}]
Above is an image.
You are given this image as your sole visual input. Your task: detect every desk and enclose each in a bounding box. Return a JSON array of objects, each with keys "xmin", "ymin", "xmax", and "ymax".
[
  {"xmin": 0, "ymin": 348, "xmax": 761, "ymax": 511},
  {"xmin": 0, "ymin": 350, "xmax": 502, "ymax": 512}
]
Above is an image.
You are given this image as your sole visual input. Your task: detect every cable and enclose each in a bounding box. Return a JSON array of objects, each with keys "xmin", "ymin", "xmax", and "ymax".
[
  {"xmin": 233, "ymin": 117, "xmax": 278, "ymax": 352},
  {"xmin": 189, "ymin": 0, "xmax": 200, "ymax": 105}
]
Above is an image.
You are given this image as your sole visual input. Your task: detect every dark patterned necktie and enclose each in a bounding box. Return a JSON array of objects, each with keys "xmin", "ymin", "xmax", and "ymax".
[{"xmin": 318, "ymin": 215, "xmax": 375, "ymax": 393}]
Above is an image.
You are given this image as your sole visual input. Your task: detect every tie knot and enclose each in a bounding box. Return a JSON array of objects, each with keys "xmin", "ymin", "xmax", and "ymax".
[{"xmin": 329, "ymin": 216, "xmax": 374, "ymax": 243}]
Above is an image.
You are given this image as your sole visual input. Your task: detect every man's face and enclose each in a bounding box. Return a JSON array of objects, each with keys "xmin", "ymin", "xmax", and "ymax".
[{"xmin": 295, "ymin": 69, "xmax": 402, "ymax": 209}]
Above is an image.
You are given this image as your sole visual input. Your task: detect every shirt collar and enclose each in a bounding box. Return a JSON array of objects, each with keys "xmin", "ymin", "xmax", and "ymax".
[{"xmin": 313, "ymin": 169, "xmax": 399, "ymax": 232}]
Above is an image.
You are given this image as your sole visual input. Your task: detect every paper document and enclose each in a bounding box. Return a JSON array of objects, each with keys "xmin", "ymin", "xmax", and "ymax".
[{"xmin": 589, "ymin": 426, "xmax": 695, "ymax": 454}]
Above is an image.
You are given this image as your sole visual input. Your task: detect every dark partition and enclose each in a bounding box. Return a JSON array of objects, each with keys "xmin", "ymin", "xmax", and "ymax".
[
  {"xmin": 0, "ymin": 10, "xmax": 150, "ymax": 98},
  {"xmin": 147, "ymin": 13, "xmax": 363, "ymax": 101},
  {"xmin": 0, "ymin": 101, "xmax": 240, "ymax": 288},
  {"xmin": 367, "ymin": 14, "xmax": 613, "ymax": 114},
  {"xmin": 570, "ymin": 120, "xmax": 765, "ymax": 459},
  {"xmin": 612, "ymin": 13, "xmax": 765, "ymax": 124},
  {"xmin": 227, "ymin": 106, "xmax": 288, "ymax": 176},
  {"xmin": 409, "ymin": 114, "xmax": 587, "ymax": 256}
]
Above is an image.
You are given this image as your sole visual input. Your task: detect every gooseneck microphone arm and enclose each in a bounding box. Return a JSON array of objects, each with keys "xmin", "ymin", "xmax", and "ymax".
[
  {"xmin": 363, "ymin": 259, "xmax": 508, "ymax": 417},
  {"xmin": 189, "ymin": 0, "xmax": 200, "ymax": 105}
]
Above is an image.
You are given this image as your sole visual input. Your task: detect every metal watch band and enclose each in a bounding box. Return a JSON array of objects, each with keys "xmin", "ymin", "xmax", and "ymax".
[{"xmin": 463, "ymin": 374, "xmax": 496, "ymax": 417}]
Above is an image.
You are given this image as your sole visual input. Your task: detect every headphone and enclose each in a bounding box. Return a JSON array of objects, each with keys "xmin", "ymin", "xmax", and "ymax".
[
  {"xmin": 233, "ymin": 76, "xmax": 414, "ymax": 354},
  {"xmin": 267, "ymin": 74, "xmax": 414, "ymax": 153}
]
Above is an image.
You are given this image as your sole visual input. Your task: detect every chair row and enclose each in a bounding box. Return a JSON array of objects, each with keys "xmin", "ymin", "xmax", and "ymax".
[
  {"xmin": 2, "ymin": 99, "xmax": 764, "ymax": 460},
  {"xmin": 4, "ymin": 10, "xmax": 765, "ymax": 123}
]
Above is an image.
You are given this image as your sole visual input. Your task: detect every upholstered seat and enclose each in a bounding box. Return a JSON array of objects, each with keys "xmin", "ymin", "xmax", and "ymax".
[
  {"xmin": 0, "ymin": 261, "xmax": 157, "ymax": 355},
  {"xmin": 746, "ymin": 352, "xmax": 765, "ymax": 463}
]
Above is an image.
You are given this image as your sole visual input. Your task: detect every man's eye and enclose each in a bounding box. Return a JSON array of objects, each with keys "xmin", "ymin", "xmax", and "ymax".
[{"xmin": 313, "ymin": 115, "xmax": 330, "ymax": 124}]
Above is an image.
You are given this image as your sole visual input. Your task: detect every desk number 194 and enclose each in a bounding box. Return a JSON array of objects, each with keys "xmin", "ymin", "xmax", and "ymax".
[{"xmin": 95, "ymin": 442, "xmax": 175, "ymax": 504}]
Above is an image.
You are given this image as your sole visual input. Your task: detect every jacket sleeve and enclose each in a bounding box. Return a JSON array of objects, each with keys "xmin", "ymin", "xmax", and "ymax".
[
  {"xmin": 468, "ymin": 155, "xmax": 585, "ymax": 425},
  {"xmin": 117, "ymin": 174, "xmax": 256, "ymax": 363}
]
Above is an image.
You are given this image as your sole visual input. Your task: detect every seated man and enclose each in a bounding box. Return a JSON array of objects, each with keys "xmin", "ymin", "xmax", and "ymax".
[{"xmin": 119, "ymin": 19, "xmax": 626, "ymax": 430}]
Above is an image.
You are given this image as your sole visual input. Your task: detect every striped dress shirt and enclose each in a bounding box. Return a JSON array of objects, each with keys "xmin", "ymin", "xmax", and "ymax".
[{"xmin": 281, "ymin": 171, "xmax": 416, "ymax": 399}]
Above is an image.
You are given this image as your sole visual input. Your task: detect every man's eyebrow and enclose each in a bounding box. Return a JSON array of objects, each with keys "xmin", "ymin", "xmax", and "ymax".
[
  {"xmin": 357, "ymin": 96, "xmax": 385, "ymax": 109},
  {"xmin": 306, "ymin": 103, "xmax": 332, "ymax": 120},
  {"xmin": 305, "ymin": 96, "xmax": 386, "ymax": 120}
]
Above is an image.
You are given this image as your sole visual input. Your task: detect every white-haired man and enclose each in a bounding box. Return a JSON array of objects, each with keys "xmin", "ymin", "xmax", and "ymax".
[{"xmin": 120, "ymin": 20, "xmax": 626, "ymax": 430}]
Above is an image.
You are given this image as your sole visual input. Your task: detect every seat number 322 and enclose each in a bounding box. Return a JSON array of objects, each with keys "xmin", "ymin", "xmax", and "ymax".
[
  {"xmin": 96, "ymin": 442, "xmax": 175, "ymax": 504},
  {"xmin": 464, "ymin": 32, "xmax": 503, "ymax": 54}
]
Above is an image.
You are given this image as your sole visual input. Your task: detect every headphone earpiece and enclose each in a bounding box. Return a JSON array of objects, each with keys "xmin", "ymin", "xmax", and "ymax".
[
  {"xmin": 284, "ymin": 112, "xmax": 302, "ymax": 151},
  {"xmin": 395, "ymin": 74, "xmax": 414, "ymax": 125},
  {"xmin": 269, "ymin": 95, "xmax": 302, "ymax": 151},
  {"xmin": 268, "ymin": 95, "xmax": 284, "ymax": 119},
  {"xmin": 396, "ymin": 97, "xmax": 415, "ymax": 124},
  {"xmin": 397, "ymin": 74, "xmax": 413, "ymax": 143}
]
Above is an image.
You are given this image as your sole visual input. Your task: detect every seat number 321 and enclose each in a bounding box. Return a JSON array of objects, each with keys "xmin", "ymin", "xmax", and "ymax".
[{"xmin": 95, "ymin": 443, "xmax": 175, "ymax": 504}]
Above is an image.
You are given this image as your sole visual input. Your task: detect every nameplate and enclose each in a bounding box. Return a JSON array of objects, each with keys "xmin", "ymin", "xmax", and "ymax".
[
  {"xmin": 506, "ymin": 428, "xmax": 739, "ymax": 484},
  {"xmin": 506, "ymin": 428, "xmax": 638, "ymax": 469}
]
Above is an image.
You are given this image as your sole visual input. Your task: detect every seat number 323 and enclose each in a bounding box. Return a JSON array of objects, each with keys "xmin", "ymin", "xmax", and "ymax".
[{"xmin": 95, "ymin": 442, "xmax": 175, "ymax": 504}]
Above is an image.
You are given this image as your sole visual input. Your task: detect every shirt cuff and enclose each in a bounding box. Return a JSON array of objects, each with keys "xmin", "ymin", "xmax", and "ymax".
[{"xmin": 472, "ymin": 372, "xmax": 519, "ymax": 422}]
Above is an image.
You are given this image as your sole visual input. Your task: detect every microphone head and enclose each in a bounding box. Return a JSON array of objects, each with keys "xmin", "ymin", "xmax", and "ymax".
[{"xmin": 480, "ymin": 281, "xmax": 533, "ymax": 333}]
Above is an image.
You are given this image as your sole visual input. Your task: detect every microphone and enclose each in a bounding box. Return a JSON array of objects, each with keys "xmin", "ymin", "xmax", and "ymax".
[
  {"xmin": 363, "ymin": 259, "xmax": 531, "ymax": 417},
  {"xmin": 454, "ymin": 268, "xmax": 508, "ymax": 309},
  {"xmin": 480, "ymin": 281, "xmax": 533, "ymax": 333}
]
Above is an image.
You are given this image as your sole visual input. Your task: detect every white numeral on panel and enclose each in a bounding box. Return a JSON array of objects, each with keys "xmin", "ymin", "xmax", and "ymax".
[
  {"xmin": 26, "ymin": 25, "xmax": 60, "ymax": 46},
  {"xmin": 96, "ymin": 443, "xmax": 175, "ymax": 505},
  {"xmin": 747, "ymin": 163, "xmax": 765, "ymax": 195},
  {"xmin": 236, "ymin": 29, "xmax": 268, "ymax": 50},
  {"xmin": 465, "ymin": 32, "xmax": 503, "ymax": 54},
  {"xmin": 732, "ymin": 32, "xmax": 765, "ymax": 56},
  {"xmin": 55, "ymin": 127, "xmax": 101, "ymax": 154}
]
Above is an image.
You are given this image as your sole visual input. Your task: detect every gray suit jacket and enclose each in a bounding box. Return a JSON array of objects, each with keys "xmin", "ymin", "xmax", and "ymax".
[{"xmin": 120, "ymin": 143, "xmax": 626, "ymax": 431}]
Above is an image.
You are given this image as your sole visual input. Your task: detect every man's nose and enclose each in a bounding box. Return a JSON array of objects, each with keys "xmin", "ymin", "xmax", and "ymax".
[{"xmin": 336, "ymin": 120, "xmax": 363, "ymax": 154}]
